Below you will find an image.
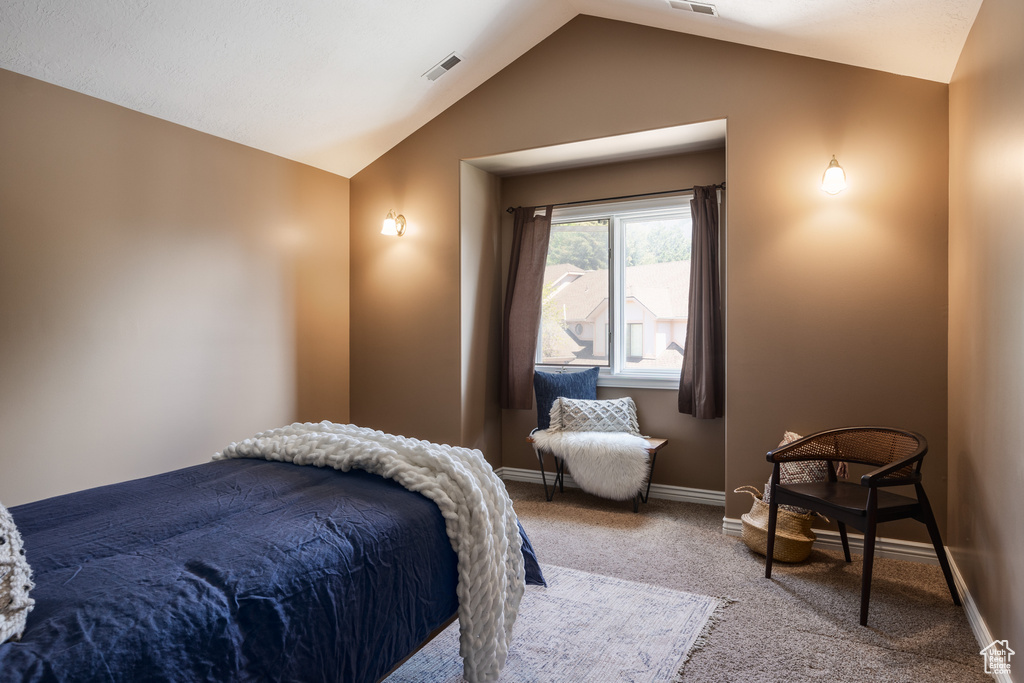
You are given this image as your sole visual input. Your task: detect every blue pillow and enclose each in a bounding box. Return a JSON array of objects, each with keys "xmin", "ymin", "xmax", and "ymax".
[{"xmin": 533, "ymin": 367, "xmax": 599, "ymax": 430}]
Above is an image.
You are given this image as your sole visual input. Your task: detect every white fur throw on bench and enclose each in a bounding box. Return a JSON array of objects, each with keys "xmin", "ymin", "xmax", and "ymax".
[
  {"xmin": 215, "ymin": 421, "xmax": 524, "ymax": 683},
  {"xmin": 530, "ymin": 430, "xmax": 651, "ymax": 501}
]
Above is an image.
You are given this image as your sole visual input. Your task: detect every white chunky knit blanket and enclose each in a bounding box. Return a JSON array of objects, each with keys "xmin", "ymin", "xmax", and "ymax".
[
  {"xmin": 0, "ymin": 501, "xmax": 35, "ymax": 645},
  {"xmin": 214, "ymin": 422, "xmax": 525, "ymax": 683}
]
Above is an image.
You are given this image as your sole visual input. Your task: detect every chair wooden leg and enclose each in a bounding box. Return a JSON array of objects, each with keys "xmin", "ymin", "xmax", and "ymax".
[
  {"xmin": 860, "ymin": 490, "xmax": 878, "ymax": 627},
  {"xmin": 765, "ymin": 467, "xmax": 781, "ymax": 579},
  {"xmin": 917, "ymin": 484, "xmax": 962, "ymax": 606},
  {"xmin": 765, "ymin": 498, "xmax": 779, "ymax": 579},
  {"xmin": 837, "ymin": 522, "xmax": 852, "ymax": 562}
]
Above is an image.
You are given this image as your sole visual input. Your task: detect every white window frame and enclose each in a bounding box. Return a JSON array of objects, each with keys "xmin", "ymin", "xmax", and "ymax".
[
  {"xmin": 627, "ymin": 322, "xmax": 644, "ymax": 359},
  {"xmin": 536, "ymin": 194, "xmax": 693, "ymax": 390}
]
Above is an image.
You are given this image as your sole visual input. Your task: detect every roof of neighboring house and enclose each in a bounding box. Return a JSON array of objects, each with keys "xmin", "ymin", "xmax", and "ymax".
[
  {"xmin": 544, "ymin": 261, "xmax": 690, "ymax": 321},
  {"xmin": 542, "ymin": 324, "xmax": 583, "ymax": 362},
  {"xmin": 545, "ymin": 263, "xmax": 582, "ymax": 284},
  {"xmin": 629, "ymin": 343, "xmax": 685, "ymax": 370}
]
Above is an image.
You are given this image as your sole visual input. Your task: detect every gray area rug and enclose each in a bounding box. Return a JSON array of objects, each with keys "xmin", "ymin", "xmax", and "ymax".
[{"xmin": 387, "ymin": 564, "xmax": 728, "ymax": 682}]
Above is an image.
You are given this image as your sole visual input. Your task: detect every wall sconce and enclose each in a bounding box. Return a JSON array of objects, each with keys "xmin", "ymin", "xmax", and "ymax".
[
  {"xmin": 381, "ymin": 209, "xmax": 407, "ymax": 236},
  {"xmin": 820, "ymin": 155, "xmax": 847, "ymax": 195}
]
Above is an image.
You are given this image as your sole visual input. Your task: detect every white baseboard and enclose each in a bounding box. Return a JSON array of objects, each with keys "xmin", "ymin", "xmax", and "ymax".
[
  {"xmin": 720, "ymin": 517, "xmax": 941, "ymax": 565},
  {"xmin": 495, "ymin": 467, "xmax": 725, "ymax": 507},
  {"xmin": 946, "ymin": 550, "xmax": 1013, "ymax": 683}
]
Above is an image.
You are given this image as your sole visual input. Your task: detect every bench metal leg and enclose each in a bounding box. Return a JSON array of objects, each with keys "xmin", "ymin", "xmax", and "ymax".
[
  {"xmin": 632, "ymin": 451, "xmax": 659, "ymax": 513},
  {"xmin": 641, "ymin": 451, "xmax": 658, "ymax": 504},
  {"xmin": 534, "ymin": 446, "xmax": 565, "ymax": 502}
]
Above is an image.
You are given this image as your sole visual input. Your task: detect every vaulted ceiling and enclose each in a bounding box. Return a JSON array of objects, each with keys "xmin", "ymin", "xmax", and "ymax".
[{"xmin": 0, "ymin": 0, "xmax": 982, "ymax": 177}]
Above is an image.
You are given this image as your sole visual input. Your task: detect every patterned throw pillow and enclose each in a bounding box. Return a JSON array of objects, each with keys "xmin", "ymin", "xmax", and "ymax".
[
  {"xmin": 548, "ymin": 397, "xmax": 642, "ymax": 435},
  {"xmin": 764, "ymin": 431, "xmax": 830, "ymax": 514},
  {"xmin": 533, "ymin": 368, "xmax": 599, "ymax": 430},
  {"xmin": 1, "ymin": 501, "xmax": 34, "ymax": 644}
]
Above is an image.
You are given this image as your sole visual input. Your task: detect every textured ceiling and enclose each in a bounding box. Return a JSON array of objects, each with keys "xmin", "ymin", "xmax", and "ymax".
[
  {"xmin": 570, "ymin": 0, "xmax": 983, "ymax": 84},
  {"xmin": 0, "ymin": 0, "xmax": 982, "ymax": 178}
]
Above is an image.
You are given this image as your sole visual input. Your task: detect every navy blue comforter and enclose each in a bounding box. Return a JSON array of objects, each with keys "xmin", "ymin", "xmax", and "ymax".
[{"xmin": 0, "ymin": 459, "xmax": 539, "ymax": 682}]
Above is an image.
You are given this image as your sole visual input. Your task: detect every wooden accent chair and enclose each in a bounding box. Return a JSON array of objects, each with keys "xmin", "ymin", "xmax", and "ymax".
[{"xmin": 764, "ymin": 427, "xmax": 961, "ymax": 626}]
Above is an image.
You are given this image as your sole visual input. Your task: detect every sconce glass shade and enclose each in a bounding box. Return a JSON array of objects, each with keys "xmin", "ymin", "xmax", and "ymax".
[
  {"xmin": 821, "ymin": 155, "xmax": 847, "ymax": 195},
  {"xmin": 381, "ymin": 209, "xmax": 406, "ymax": 236}
]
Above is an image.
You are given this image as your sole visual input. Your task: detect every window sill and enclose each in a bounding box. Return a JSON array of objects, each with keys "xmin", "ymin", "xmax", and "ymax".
[
  {"xmin": 534, "ymin": 365, "xmax": 680, "ymax": 390},
  {"xmin": 598, "ymin": 374, "xmax": 680, "ymax": 391}
]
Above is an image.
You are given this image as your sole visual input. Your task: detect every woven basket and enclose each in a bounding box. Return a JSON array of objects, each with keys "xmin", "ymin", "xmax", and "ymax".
[{"xmin": 735, "ymin": 486, "xmax": 816, "ymax": 563}]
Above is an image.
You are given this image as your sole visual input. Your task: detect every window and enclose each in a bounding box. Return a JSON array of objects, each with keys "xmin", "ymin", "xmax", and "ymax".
[
  {"xmin": 627, "ymin": 323, "xmax": 644, "ymax": 360},
  {"xmin": 536, "ymin": 194, "xmax": 693, "ymax": 387}
]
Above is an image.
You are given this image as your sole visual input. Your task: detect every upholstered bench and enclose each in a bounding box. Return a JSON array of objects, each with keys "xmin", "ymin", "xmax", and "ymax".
[{"xmin": 526, "ymin": 435, "xmax": 668, "ymax": 512}]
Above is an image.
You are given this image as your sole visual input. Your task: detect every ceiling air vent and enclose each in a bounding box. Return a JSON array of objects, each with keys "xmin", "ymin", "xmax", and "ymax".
[
  {"xmin": 667, "ymin": 1, "xmax": 718, "ymax": 16},
  {"xmin": 424, "ymin": 53, "xmax": 463, "ymax": 82}
]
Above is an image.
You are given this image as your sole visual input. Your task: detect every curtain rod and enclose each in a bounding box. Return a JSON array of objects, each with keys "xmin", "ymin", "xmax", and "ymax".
[{"xmin": 505, "ymin": 182, "xmax": 725, "ymax": 214}]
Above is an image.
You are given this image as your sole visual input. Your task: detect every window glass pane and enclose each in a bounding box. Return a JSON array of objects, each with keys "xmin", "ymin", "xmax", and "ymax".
[
  {"xmin": 622, "ymin": 214, "xmax": 690, "ymax": 372},
  {"xmin": 539, "ymin": 219, "xmax": 609, "ymax": 367}
]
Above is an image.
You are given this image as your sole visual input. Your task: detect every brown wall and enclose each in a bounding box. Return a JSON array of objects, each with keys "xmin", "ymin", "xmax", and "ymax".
[
  {"xmin": 0, "ymin": 68, "xmax": 350, "ymax": 506},
  {"xmin": 948, "ymin": 0, "xmax": 1024, "ymax": 655},
  {"xmin": 460, "ymin": 162, "xmax": 503, "ymax": 466},
  {"xmin": 349, "ymin": 16, "xmax": 950, "ymax": 539},
  {"xmin": 499, "ymin": 150, "xmax": 727, "ymax": 491}
]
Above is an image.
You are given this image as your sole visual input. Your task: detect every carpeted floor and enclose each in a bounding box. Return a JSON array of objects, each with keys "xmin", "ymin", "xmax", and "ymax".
[{"xmin": 506, "ymin": 480, "xmax": 988, "ymax": 683}]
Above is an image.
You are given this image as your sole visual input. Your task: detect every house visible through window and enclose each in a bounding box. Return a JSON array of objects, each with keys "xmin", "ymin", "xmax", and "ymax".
[
  {"xmin": 536, "ymin": 194, "xmax": 692, "ymax": 386},
  {"xmin": 627, "ymin": 323, "xmax": 644, "ymax": 360}
]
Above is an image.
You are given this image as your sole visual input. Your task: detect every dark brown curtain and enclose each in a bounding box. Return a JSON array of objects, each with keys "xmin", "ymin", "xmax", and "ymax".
[
  {"xmin": 679, "ymin": 186, "xmax": 724, "ymax": 418},
  {"xmin": 500, "ymin": 205, "xmax": 553, "ymax": 409}
]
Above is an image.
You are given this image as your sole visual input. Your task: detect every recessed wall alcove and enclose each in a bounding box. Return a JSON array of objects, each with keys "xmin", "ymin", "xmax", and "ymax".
[{"xmin": 458, "ymin": 120, "xmax": 728, "ymax": 492}]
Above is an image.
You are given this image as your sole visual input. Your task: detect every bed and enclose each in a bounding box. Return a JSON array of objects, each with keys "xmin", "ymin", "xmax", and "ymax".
[{"xmin": 0, "ymin": 455, "xmax": 543, "ymax": 682}]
